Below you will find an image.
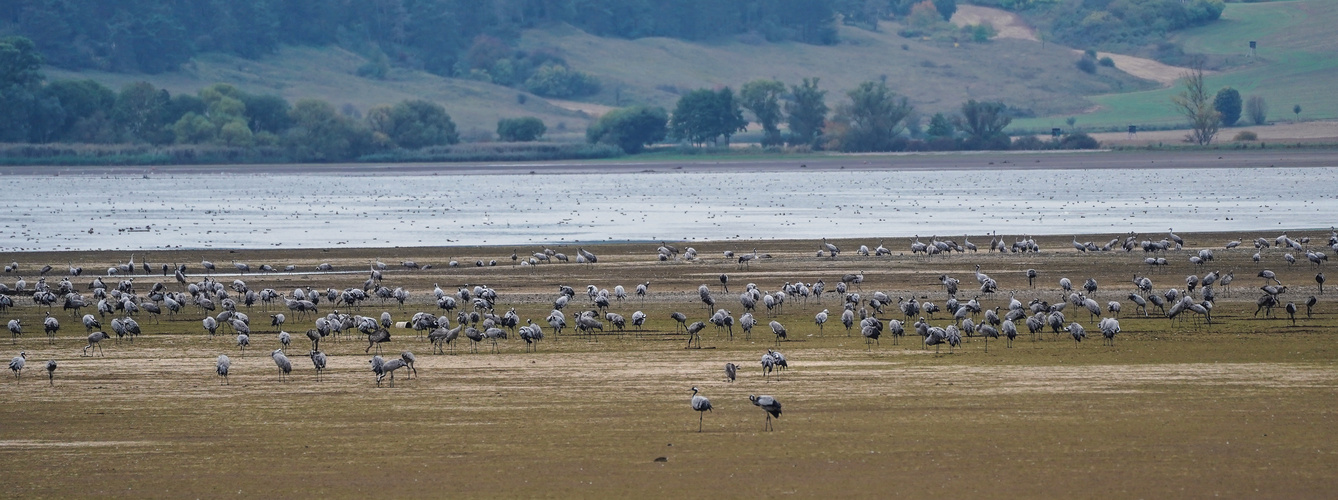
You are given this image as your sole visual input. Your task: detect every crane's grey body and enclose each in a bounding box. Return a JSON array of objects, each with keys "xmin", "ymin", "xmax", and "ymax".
[
  {"xmin": 690, "ymin": 387, "xmax": 713, "ymax": 432},
  {"xmin": 749, "ymin": 394, "xmax": 782, "ymax": 431},
  {"xmin": 216, "ymin": 354, "xmax": 231, "ymax": 384},
  {"xmin": 271, "ymin": 349, "xmax": 292, "ymax": 382}
]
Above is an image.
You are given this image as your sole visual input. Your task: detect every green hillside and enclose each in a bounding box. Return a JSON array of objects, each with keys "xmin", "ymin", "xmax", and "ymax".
[
  {"xmin": 45, "ymin": 19, "xmax": 1152, "ymax": 136},
  {"xmin": 522, "ymin": 21, "xmax": 1153, "ymax": 120},
  {"xmin": 45, "ymin": 46, "xmax": 594, "ymax": 140},
  {"xmin": 1012, "ymin": 0, "xmax": 1338, "ymax": 132}
]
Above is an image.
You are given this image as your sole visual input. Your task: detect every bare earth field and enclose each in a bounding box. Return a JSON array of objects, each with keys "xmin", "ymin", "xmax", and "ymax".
[{"xmin": 1, "ymin": 229, "xmax": 1337, "ymax": 498}]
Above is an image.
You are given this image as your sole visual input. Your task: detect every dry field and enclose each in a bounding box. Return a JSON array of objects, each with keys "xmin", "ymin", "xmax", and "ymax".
[{"xmin": 1, "ymin": 231, "xmax": 1337, "ymax": 498}]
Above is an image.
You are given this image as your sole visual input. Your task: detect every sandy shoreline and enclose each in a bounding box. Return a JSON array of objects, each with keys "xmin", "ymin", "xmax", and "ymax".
[{"xmin": 1, "ymin": 149, "xmax": 1335, "ymax": 177}]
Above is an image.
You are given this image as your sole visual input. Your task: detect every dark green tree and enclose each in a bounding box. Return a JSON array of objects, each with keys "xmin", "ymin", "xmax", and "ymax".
[
  {"xmin": 786, "ymin": 78, "xmax": 828, "ymax": 147},
  {"xmin": 241, "ymin": 94, "xmax": 293, "ymax": 134},
  {"xmin": 113, "ymin": 81, "xmax": 171, "ymax": 143},
  {"xmin": 45, "ymin": 79, "xmax": 117, "ymax": 142},
  {"xmin": 0, "ymin": 36, "xmax": 43, "ymax": 89},
  {"xmin": 0, "ymin": 36, "xmax": 50, "ymax": 142},
  {"xmin": 670, "ymin": 88, "xmax": 747, "ymax": 147},
  {"xmin": 497, "ymin": 117, "xmax": 547, "ymax": 142},
  {"xmin": 285, "ymin": 98, "xmax": 374, "ymax": 161},
  {"xmin": 957, "ymin": 100, "xmax": 1013, "ymax": 149},
  {"xmin": 367, "ymin": 99, "xmax": 459, "ymax": 149},
  {"xmin": 933, "ymin": 0, "xmax": 957, "ymax": 21},
  {"xmin": 833, "ymin": 80, "xmax": 913, "ymax": 152},
  {"xmin": 926, "ymin": 112, "xmax": 955, "ymax": 138},
  {"xmin": 586, "ymin": 105, "xmax": 668, "ymax": 154},
  {"xmin": 739, "ymin": 79, "xmax": 786, "ymax": 147},
  {"xmin": 1213, "ymin": 87, "xmax": 1242, "ymax": 127}
]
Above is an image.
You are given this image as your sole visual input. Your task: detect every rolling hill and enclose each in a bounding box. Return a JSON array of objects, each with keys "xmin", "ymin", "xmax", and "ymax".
[
  {"xmin": 39, "ymin": 0, "xmax": 1332, "ymax": 140},
  {"xmin": 1012, "ymin": 0, "xmax": 1338, "ymax": 133}
]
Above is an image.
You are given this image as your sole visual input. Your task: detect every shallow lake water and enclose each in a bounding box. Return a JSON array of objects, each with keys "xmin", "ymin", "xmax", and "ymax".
[{"xmin": 2, "ymin": 166, "xmax": 1335, "ymax": 251}]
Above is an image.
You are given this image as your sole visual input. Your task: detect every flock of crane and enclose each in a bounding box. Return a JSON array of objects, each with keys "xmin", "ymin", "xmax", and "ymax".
[{"xmin": 3, "ymin": 228, "xmax": 1333, "ymax": 431}]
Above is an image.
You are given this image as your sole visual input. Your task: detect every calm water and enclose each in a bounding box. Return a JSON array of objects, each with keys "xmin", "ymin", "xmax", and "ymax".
[{"xmin": 2, "ymin": 166, "xmax": 1335, "ymax": 251}]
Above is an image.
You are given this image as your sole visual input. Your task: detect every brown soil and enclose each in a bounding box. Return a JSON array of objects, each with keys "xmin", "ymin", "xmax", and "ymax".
[{"xmin": 2, "ymin": 227, "xmax": 1338, "ymax": 497}]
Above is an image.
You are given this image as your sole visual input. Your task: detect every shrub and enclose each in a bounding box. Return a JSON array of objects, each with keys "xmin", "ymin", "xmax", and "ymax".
[
  {"xmin": 1059, "ymin": 132, "xmax": 1100, "ymax": 149},
  {"xmin": 497, "ymin": 117, "xmax": 546, "ymax": 142},
  {"xmin": 1011, "ymin": 135, "xmax": 1048, "ymax": 151},
  {"xmin": 586, "ymin": 106, "xmax": 669, "ymax": 154},
  {"xmin": 524, "ymin": 65, "xmax": 601, "ymax": 98},
  {"xmin": 1076, "ymin": 57, "xmax": 1097, "ymax": 74},
  {"xmin": 1098, "ymin": 56, "xmax": 1115, "ymax": 68},
  {"xmin": 1233, "ymin": 130, "xmax": 1258, "ymax": 141}
]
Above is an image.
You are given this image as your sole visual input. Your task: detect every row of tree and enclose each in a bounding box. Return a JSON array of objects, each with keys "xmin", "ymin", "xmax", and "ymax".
[
  {"xmin": 0, "ymin": 36, "xmax": 474, "ymax": 160},
  {"xmin": 588, "ymin": 78, "xmax": 1042, "ymax": 153}
]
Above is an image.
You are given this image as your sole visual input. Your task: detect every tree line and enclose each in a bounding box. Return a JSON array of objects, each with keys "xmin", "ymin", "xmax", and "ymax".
[
  {"xmin": 588, "ymin": 77, "xmax": 1097, "ymax": 154},
  {"xmin": 0, "ymin": 36, "xmax": 468, "ymax": 161}
]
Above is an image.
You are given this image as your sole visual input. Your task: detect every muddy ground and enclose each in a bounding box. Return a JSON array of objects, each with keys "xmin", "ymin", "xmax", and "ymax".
[{"xmin": 0, "ymin": 231, "xmax": 1336, "ymax": 497}]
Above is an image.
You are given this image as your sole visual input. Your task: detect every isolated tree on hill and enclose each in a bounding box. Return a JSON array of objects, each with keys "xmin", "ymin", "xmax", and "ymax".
[
  {"xmin": 1245, "ymin": 95, "xmax": 1267, "ymax": 125},
  {"xmin": 740, "ymin": 79, "xmax": 786, "ymax": 147},
  {"xmin": 832, "ymin": 80, "xmax": 913, "ymax": 152},
  {"xmin": 670, "ymin": 87, "xmax": 747, "ymax": 147},
  {"xmin": 1171, "ymin": 63, "xmax": 1219, "ymax": 145},
  {"xmin": 957, "ymin": 100, "xmax": 1012, "ymax": 149},
  {"xmin": 1213, "ymin": 87, "xmax": 1241, "ymax": 127},
  {"xmin": 587, "ymin": 105, "xmax": 668, "ymax": 154},
  {"xmin": 786, "ymin": 78, "xmax": 828, "ymax": 147}
]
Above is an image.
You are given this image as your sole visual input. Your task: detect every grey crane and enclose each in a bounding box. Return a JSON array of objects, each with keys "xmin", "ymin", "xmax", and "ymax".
[
  {"xmin": 690, "ymin": 387, "xmax": 713, "ymax": 432},
  {"xmin": 821, "ymin": 238, "xmax": 840, "ymax": 259},
  {"xmin": 1001, "ymin": 320, "xmax": 1018, "ymax": 348},
  {"xmin": 464, "ymin": 327, "xmax": 483, "ymax": 353},
  {"xmin": 749, "ymin": 395, "xmax": 782, "ymax": 431},
  {"xmin": 309, "ymin": 350, "xmax": 327, "ymax": 381},
  {"xmin": 365, "ymin": 328, "xmax": 391, "ymax": 354},
  {"xmin": 377, "ymin": 357, "xmax": 408, "ymax": 387},
  {"xmin": 1067, "ymin": 322, "xmax": 1086, "ymax": 345},
  {"xmin": 724, "ymin": 363, "xmax": 737, "ymax": 383},
  {"xmin": 429, "ymin": 325, "xmax": 461, "ymax": 354},
  {"xmin": 83, "ymin": 331, "xmax": 109, "ymax": 356},
  {"xmin": 1098, "ymin": 317, "xmax": 1120, "ymax": 346},
  {"xmin": 1285, "ymin": 302, "xmax": 1298, "ymax": 325},
  {"xmin": 768, "ymin": 320, "xmax": 787, "ymax": 344},
  {"xmin": 1317, "ymin": 273, "xmax": 1325, "ymax": 295},
  {"xmin": 278, "ymin": 331, "xmax": 291, "ymax": 350},
  {"xmin": 685, "ymin": 321, "xmax": 706, "ymax": 348},
  {"xmin": 1258, "ymin": 269, "xmax": 1281, "ymax": 285},
  {"xmin": 43, "ymin": 312, "xmax": 59, "ymax": 344},
  {"xmin": 216, "ymin": 354, "xmax": 231, "ymax": 384},
  {"xmin": 400, "ymin": 351, "xmax": 417, "ymax": 378},
  {"xmin": 670, "ymin": 312, "xmax": 688, "ymax": 332},
  {"xmin": 236, "ymin": 333, "xmax": 250, "ymax": 354},
  {"xmin": 814, "ymin": 309, "xmax": 828, "ymax": 334},
  {"xmin": 7, "ymin": 319, "xmax": 21, "ymax": 343},
  {"xmin": 9, "ymin": 352, "xmax": 25, "ymax": 381},
  {"xmin": 1306, "ymin": 295, "xmax": 1318, "ymax": 318},
  {"xmin": 271, "ymin": 349, "xmax": 292, "ymax": 382},
  {"xmin": 45, "ymin": 359, "xmax": 56, "ymax": 386}
]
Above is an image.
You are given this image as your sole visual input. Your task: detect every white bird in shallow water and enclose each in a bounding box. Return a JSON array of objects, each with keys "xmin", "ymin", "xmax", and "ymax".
[
  {"xmin": 690, "ymin": 387, "xmax": 713, "ymax": 432},
  {"xmin": 749, "ymin": 394, "xmax": 782, "ymax": 431}
]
